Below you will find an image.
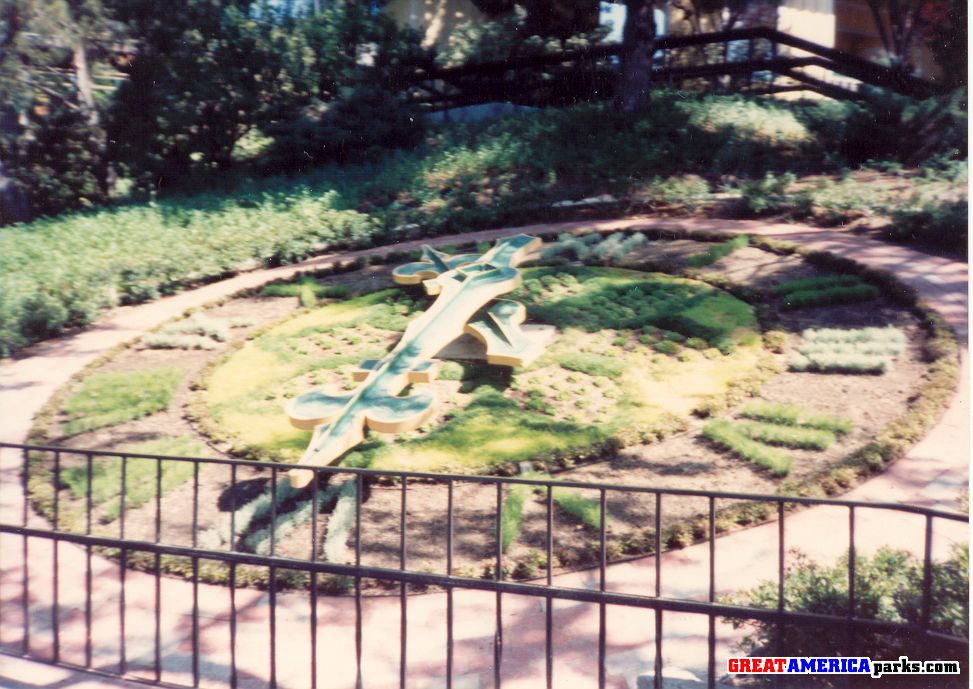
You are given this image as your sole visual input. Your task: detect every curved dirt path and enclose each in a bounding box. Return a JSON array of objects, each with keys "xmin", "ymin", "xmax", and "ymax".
[{"xmin": 0, "ymin": 217, "xmax": 967, "ymax": 688}]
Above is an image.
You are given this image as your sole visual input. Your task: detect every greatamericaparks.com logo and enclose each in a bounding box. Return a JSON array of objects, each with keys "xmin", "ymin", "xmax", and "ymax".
[{"xmin": 727, "ymin": 655, "xmax": 961, "ymax": 679}]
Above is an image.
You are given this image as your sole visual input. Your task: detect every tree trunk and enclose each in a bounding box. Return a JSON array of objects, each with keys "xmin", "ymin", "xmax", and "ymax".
[
  {"xmin": 0, "ymin": 156, "xmax": 29, "ymax": 225},
  {"xmin": 614, "ymin": 0, "xmax": 656, "ymax": 113},
  {"xmin": 73, "ymin": 39, "xmax": 98, "ymax": 125}
]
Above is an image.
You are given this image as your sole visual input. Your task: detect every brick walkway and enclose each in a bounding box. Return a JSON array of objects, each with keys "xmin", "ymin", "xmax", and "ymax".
[{"xmin": 0, "ymin": 217, "xmax": 967, "ymax": 688}]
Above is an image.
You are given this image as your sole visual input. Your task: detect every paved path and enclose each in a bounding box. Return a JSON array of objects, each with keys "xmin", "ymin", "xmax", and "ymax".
[{"xmin": 0, "ymin": 217, "xmax": 967, "ymax": 688}]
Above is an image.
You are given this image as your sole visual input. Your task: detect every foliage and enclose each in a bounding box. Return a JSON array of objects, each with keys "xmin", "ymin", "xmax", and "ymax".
[
  {"xmin": 321, "ymin": 478, "xmax": 357, "ymax": 562},
  {"xmin": 738, "ymin": 402, "xmax": 853, "ymax": 435},
  {"xmin": 686, "ymin": 235, "xmax": 749, "ymax": 267},
  {"xmin": 729, "ymin": 545, "xmax": 969, "ymax": 675},
  {"xmin": 60, "ymin": 436, "xmax": 206, "ymax": 522},
  {"xmin": 779, "ymin": 284, "xmax": 880, "ymax": 310},
  {"xmin": 734, "ymin": 420, "xmax": 837, "ymax": 450},
  {"xmin": 772, "ymin": 275, "xmax": 862, "ymax": 296},
  {"xmin": 790, "ymin": 327, "xmax": 905, "ymax": 374},
  {"xmin": 261, "ymin": 276, "xmax": 351, "ymax": 306},
  {"xmin": 887, "ymin": 198, "xmax": 968, "ymax": 252},
  {"xmin": 61, "ymin": 368, "xmax": 182, "ymax": 435},
  {"xmin": 702, "ymin": 419, "xmax": 792, "ymax": 475},
  {"xmin": 553, "ymin": 488, "xmax": 606, "ymax": 530},
  {"xmin": 0, "ymin": 189, "xmax": 377, "ymax": 356},
  {"xmin": 500, "ymin": 482, "xmax": 532, "ymax": 552},
  {"xmin": 559, "ymin": 353, "xmax": 625, "ymax": 379}
]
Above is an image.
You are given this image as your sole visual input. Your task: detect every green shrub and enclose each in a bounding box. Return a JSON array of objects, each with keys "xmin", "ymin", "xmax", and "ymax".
[
  {"xmin": 654, "ymin": 340, "xmax": 678, "ymax": 355},
  {"xmin": 887, "ymin": 199, "xmax": 968, "ymax": 252},
  {"xmin": 734, "ymin": 420, "xmax": 837, "ymax": 450},
  {"xmin": 702, "ymin": 419, "xmax": 792, "ymax": 475},
  {"xmin": 728, "ymin": 545, "xmax": 968, "ymax": 668},
  {"xmin": 736, "ymin": 173, "xmax": 811, "ymax": 217},
  {"xmin": 62, "ymin": 368, "xmax": 182, "ymax": 435},
  {"xmin": 738, "ymin": 402, "xmax": 853, "ymax": 434},
  {"xmin": 686, "ymin": 235, "xmax": 750, "ymax": 268},
  {"xmin": 780, "ymin": 284, "xmax": 879, "ymax": 310}
]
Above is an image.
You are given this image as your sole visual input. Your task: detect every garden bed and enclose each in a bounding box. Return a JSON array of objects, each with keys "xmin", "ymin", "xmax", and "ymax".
[{"xmin": 27, "ymin": 232, "xmax": 951, "ymax": 590}]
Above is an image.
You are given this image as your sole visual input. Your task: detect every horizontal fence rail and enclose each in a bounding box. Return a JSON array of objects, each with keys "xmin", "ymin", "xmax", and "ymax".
[
  {"xmin": 0, "ymin": 442, "xmax": 967, "ymax": 689},
  {"xmin": 400, "ymin": 27, "xmax": 947, "ymax": 110}
]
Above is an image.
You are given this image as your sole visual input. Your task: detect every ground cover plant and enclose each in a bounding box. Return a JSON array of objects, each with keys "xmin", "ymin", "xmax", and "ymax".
[
  {"xmin": 790, "ymin": 327, "xmax": 906, "ymax": 374},
  {"xmin": 22, "ymin": 230, "xmax": 954, "ymax": 590},
  {"xmin": 773, "ymin": 273, "xmax": 879, "ymax": 310},
  {"xmin": 204, "ymin": 264, "xmax": 762, "ymax": 473},
  {"xmin": 686, "ymin": 235, "xmax": 750, "ymax": 268},
  {"xmin": 702, "ymin": 419, "xmax": 793, "ymax": 475},
  {"xmin": 61, "ymin": 368, "xmax": 182, "ymax": 435},
  {"xmin": 1, "ymin": 89, "xmax": 965, "ymax": 358}
]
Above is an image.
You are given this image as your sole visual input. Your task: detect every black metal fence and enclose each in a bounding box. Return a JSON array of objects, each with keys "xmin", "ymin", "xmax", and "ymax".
[{"xmin": 0, "ymin": 442, "xmax": 967, "ymax": 688}]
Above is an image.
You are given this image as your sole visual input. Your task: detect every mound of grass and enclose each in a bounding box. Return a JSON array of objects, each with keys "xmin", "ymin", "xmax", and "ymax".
[
  {"xmin": 686, "ymin": 235, "xmax": 750, "ymax": 268},
  {"xmin": 780, "ymin": 284, "xmax": 879, "ymax": 310},
  {"xmin": 60, "ymin": 436, "xmax": 207, "ymax": 521},
  {"xmin": 553, "ymin": 489, "xmax": 607, "ymax": 530},
  {"xmin": 63, "ymin": 368, "xmax": 183, "ymax": 435},
  {"xmin": 789, "ymin": 327, "xmax": 905, "ymax": 374},
  {"xmin": 702, "ymin": 419, "xmax": 792, "ymax": 475},
  {"xmin": 772, "ymin": 275, "xmax": 862, "ymax": 296},
  {"xmin": 734, "ymin": 420, "xmax": 837, "ymax": 450},
  {"xmin": 262, "ymin": 276, "xmax": 350, "ymax": 307},
  {"xmin": 738, "ymin": 402, "xmax": 853, "ymax": 435},
  {"xmin": 500, "ymin": 483, "xmax": 532, "ymax": 552},
  {"xmin": 559, "ymin": 353, "xmax": 625, "ymax": 379}
]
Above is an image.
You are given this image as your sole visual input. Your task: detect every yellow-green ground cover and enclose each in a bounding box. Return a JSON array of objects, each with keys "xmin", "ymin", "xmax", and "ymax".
[{"xmin": 206, "ymin": 266, "xmax": 761, "ymax": 472}]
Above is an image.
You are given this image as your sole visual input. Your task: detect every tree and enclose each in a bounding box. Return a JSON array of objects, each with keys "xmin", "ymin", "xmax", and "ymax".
[
  {"xmin": 0, "ymin": 0, "xmax": 120, "ymax": 220},
  {"xmin": 108, "ymin": 0, "xmax": 308, "ymax": 188},
  {"xmin": 919, "ymin": 0, "xmax": 966, "ymax": 88},
  {"xmin": 864, "ymin": 0, "xmax": 927, "ymax": 73},
  {"xmin": 614, "ymin": 0, "xmax": 656, "ymax": 112}
]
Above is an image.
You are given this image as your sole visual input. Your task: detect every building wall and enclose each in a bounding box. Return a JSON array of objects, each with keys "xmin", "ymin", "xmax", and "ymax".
[{"xmin": 384, "ymin": 0, "xmax": 488, "ymax": 48}]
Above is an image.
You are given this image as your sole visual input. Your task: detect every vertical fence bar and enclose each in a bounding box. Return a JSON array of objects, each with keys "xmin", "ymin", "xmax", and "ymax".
[
  {"xmin": 269, "ymin": 467, "xmax": 278, "ymax": 689},
  {"xmin": 494, "ymin": 481, "xmax": 503, "ymax": 689},
  {"xmin": 598, "ymin": 489, "xmax": 607, "ymax": 689},
  {"xmin": 51, "ymin": 450, "xmax": 60, "ymax": 663},
  {"xmin": 847, "ymin": 506, "xmax": 856, "ymax": 619},
  {"xmin": 85, "ymin": 452, "xmax": 93, "ymax": 668},
  {"xmin": 708, "ymin": 496, "xmax": 716, "ymax": 689},
  {"xmin": 310, "ymin": 472, "xmax": 319, "ymax": 689},
  {"xmin": 446, "ymin": 479, "xmax": 454, "ymax": 689},
  {"xmin": 921, "ymin": 515, "xmax": 933, "ymax": 629},
  {"xmin": 400, "ymin": 476, "xmax": 408, "ymax": 689},
  {"xmin": 21, "ymin": 448, "xmax": 29, "ymax": 655},
  {"xmin": 119, "ymin": 455, "xmax": 127, "ymax": 675},
  {"xmin": 654, "ymin": 492, "xmax": 662, "ymax": 689},
  {"xmin": 545, "ymin": 484, "xmax": 554, "ymax": 689},
  {"xmin": 354, "ymin": 473, "xmax": 363, "ymax": 685},
  {"xmin": 229, "ymin": 464, "xmax": 237, "ymax": 552},
  {"xmin": 230, "ymin": 563, "xmax": 237, "ymax": 689},
  {"xmin": 154, "ymin": 457, "xmax": 162, "ymax": 682},
  {"xmin": 777, "ymin": 501, "xmax": 785, "ymax": 613},
  {"xmin": 192, "ymin": 461, "xmax": 200, "ymax": 688}
]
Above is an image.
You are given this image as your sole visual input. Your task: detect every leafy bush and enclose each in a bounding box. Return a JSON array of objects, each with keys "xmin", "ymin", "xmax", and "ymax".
[
  {"xmin": 62, "ymin": 368, "xmax": 182, "ymax": 435},
  {"xmin": 702, "ymin": 419, "xmax": 792, "ymax": 475},
  {"xmin": 887, "ymin": 199, "xmax": 968, "ymax": 252},
  {"xmin": 686, "ymin": 235, "xmax": 750, "ymax": 267},
  {"xmin": 729, "ymin": 546, "xmax": 969, "ymax": 675},
  {"xmin": 789, "ymin": 353, "xmax": 890, "ymax": 374},
  {"xmin": 738, "ymin": 402, "xmax": 853, "ymax": 434}
]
